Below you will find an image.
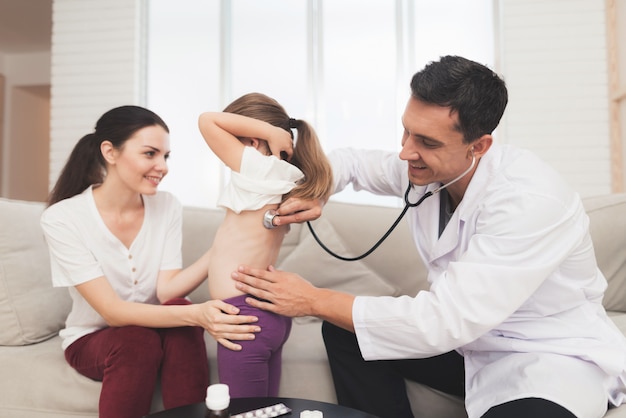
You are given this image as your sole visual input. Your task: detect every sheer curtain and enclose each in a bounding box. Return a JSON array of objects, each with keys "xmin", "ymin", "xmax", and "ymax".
[{"xmin": 146, "ymin": 0, "xmax": 494, "ymax": 208}]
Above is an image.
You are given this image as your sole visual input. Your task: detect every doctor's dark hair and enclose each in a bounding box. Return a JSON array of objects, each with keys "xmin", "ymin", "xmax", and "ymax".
[
  {"xmin": 223, "ymin": 92, "xmax": 333, "ymax": 202},
  {"xmin": 47, "ymin": 105, "xmax": 169, "ymax": 206},
  {"xmin": 410, "ymin": 55, "xmax": 508, "ymax": 143}
]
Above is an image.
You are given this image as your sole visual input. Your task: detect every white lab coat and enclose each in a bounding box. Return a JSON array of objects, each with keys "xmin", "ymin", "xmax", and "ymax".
[{"xmin": 329, "ymin": 144, "xmax": 626, "ymax": 418}]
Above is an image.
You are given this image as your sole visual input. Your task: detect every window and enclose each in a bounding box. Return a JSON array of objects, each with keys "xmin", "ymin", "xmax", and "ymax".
[{"xmin": 146, "ymin": 0, "xmax": 494, "ymax": 208}]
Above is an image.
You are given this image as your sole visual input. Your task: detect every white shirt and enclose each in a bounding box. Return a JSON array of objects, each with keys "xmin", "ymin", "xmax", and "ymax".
[
  {"xmin": 40, "ymin": 186, "xmax": 182, "ymax": 350},
  {"xmin": 217, "ymin": 146, "xmax": 304, "ymax": 213},
  {"xmin": 330, "ymin": 144, "xmax": 626, "ymax": 418}
]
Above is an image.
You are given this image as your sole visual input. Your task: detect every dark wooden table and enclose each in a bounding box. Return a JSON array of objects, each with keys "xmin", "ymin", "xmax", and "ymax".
[{"xmin": 144, "ymin": 396, "xmax": 380, "ymax": 418}]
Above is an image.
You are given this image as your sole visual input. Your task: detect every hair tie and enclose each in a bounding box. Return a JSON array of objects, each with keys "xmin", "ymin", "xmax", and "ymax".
[{"xmin": 288, "ymin": 118, "xmax": 298, "ymax": 129}]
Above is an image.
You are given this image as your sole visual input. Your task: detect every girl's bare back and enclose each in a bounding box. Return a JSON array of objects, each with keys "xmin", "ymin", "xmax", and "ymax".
[{"xmin": 207, "ymin": 204, "xmax": 288, "ymax": 300}]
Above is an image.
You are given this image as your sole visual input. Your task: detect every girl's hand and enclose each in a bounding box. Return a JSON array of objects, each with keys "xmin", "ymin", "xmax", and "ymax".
[
  {"xmin": 199, "ymin": 300, "xmax": 260, "ymax": 351},
  {"xmin": 267, "ymin": 126, "xmax": 294, "ymax": 161}
]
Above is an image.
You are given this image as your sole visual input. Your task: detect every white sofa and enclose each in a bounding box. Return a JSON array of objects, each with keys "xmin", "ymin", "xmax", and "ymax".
[{"xmin": 1, "ymin": 194, "xmax": 625, "ymax": 418}]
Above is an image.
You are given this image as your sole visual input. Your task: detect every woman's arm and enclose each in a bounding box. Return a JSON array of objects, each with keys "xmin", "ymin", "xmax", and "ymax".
[
  {"xmin": 156, "ymin": 247, "xmax": 212, "ymax": 303},
  {"xmin": 76, "ymin": 276, "xmax": 260, "ymax": 351}
]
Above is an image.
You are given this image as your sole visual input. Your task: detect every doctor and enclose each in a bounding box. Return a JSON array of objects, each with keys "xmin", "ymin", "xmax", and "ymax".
[{"xmin": 232, "ymin": 55, "xmax": 626, "ymax": 418}]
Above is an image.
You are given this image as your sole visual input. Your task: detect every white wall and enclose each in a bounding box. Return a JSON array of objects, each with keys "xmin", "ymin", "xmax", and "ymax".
[
  {"xmin": 613, "ymin": 0, "xmax": 626, "ymax": 191},
  {"xmin": 46, "ymin": 0, "xmax": 620, "ymax": 202},
  {"xmin": 49, "ymin": 0, "xmax": 145, "ymax": 190},
  {"xmin": 498, "ymin": 0, "xmax": 612, "ymax": 197}
]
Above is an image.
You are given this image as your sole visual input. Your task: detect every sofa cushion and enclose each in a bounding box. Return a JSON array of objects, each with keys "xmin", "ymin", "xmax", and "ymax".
[
  {"xmin": 278, "ymin": 217, "xmax": 396, "ymax": 298},
  {"xmin": 0, "ymin": 198, "xmax": 71, "ymax": 345},
  {"xmin": 318, "ymin": 201, "xmax": 429, "ymax": 296},
  {"xmin": 583, "ymin": 194, "xmax": 626, "ymax": 312},
  {"xmin": 0, "ymin": 336, "xmax": 100, "ymax": 416}
]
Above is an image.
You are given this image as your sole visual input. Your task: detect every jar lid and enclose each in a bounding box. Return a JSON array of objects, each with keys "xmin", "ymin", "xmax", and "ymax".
[{"xmin": 206, "ymin": 384, "xmax": 230, "ymax": 410}]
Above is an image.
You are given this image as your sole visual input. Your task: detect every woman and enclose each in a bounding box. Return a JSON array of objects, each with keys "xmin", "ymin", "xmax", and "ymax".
[
  {"xmin": 41, "ymin": 105, "xmax": 260, "ymax": 418},
  {"xmin": 197, "ymin": 93, "xmax": 333, "ymax": 397}
]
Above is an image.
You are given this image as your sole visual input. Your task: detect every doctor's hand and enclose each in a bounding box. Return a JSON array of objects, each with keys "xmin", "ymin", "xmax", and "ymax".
[
  {"xmin": 272, "ymin": 197, "xmax": 324, "ymax": 227},
  {"xmin": 232, "ymin": 265, "xmax": 318, "ymax": 318},
  {"xmin": 198, "ymin": 300, "xmax": 260, "ymax": 351}
]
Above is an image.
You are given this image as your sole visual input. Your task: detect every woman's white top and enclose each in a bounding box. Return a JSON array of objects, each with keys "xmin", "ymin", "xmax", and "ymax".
[
  {"xmin": 40, "ymin": 186, "xmax": 182, "ymax": 350},
  {"xmin": 330, "ymin": 143, "xmax": 626, "ymax": 418},
  {"xmin": 217, "ymin": 146, "xmax": 304, "ymax": 213}
]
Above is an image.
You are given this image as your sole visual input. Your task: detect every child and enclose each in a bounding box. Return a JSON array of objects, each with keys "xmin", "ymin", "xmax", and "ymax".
[{"xmin": 198, "ymin": 93, "xmax": 333, "ymax": 397}]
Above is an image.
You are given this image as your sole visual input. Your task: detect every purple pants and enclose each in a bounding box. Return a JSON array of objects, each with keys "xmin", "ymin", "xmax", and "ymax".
[
  {"xmin": 64, "ymin": 298, "xmax": 209, "ymax": 418},
  {"xmin": 218, "ymin": 294, "xmax": 292, "ymax": 398}
]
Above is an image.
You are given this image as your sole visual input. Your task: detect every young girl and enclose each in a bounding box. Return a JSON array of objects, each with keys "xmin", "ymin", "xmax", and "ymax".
[
  {"xmin": 41, "ymin": 105, "xmax": 260, "ymax": 418},
  {"xmin": 198, "ymin": 93, "xmax": 333, "ymax": 397}
]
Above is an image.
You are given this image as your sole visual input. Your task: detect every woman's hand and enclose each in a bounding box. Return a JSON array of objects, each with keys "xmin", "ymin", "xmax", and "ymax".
[
  {"xmin": 272, "ymin": 197, "xmax": 324, "ymax": 226},
  {"xmin": 198, "ymin": 300, "xmax": 260, "ymax": 351}
]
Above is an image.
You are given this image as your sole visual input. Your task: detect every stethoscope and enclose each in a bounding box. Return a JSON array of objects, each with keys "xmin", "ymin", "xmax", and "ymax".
[{"xmin": 302, "ymin": 151, "xmax": 477, "ymax": 261}]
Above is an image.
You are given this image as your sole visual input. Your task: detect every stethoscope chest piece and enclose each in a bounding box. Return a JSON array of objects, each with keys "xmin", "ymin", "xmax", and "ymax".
[{"xmin": 263, "ymin": 209, "xmax": 278, "ymax": 229}]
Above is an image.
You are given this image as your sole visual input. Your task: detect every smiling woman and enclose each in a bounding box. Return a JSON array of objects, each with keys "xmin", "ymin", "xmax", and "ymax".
[
  {"xmin": 46, "ymin": 106, "xmax": 170, "ymax": 206},
  {"xmin": 39, "ymin": 105, "xmax": 263, "ymax": 418}
]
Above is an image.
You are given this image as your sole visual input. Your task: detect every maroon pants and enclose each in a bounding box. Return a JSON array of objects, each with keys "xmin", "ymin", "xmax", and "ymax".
[{"xmin": 64, "ymin": 298, "xmax": 209, "ymax": 418}]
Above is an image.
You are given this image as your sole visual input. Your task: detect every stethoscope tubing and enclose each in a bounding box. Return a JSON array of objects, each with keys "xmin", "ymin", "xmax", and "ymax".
[
  {"xmin": 306, "ymin": 188, "xmax": 431, "ymax": 261},
  {"xmin": 307, "ymin": 153, "xmax": 476, "ymax": 261}
]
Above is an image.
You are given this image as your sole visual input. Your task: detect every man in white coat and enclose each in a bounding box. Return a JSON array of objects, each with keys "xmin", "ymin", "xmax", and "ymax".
[{"xmin": 232, "ymin": 55, "xmax": 626, "ymax": 418}]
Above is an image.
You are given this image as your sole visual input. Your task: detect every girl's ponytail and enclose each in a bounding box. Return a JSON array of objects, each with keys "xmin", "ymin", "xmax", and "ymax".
[{"xmin": 286, "ymin": 119, "xmax": 333, "ymax": 203}]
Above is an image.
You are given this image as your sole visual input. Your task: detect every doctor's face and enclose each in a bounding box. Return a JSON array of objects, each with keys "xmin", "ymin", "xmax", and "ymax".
[{"xmin": 399, "ymin": 97, "xmax": 474, "ymax": 192}]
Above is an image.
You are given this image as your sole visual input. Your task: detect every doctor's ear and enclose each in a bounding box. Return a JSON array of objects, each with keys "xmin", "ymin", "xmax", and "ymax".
[{"xmin": 469, "ymin": 135, "xmax": 493, "ymax": 158}]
